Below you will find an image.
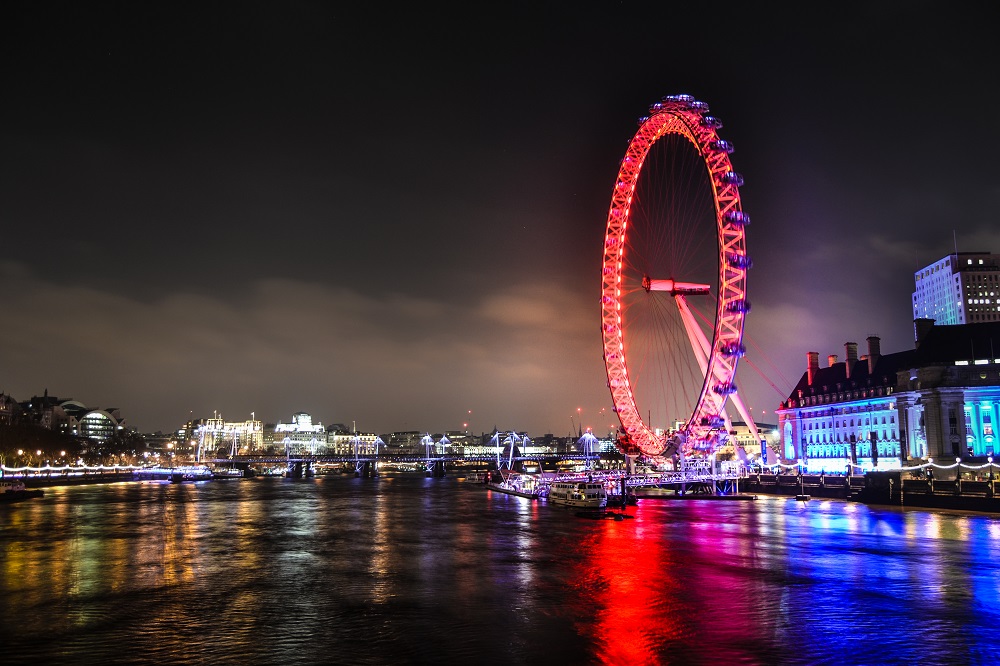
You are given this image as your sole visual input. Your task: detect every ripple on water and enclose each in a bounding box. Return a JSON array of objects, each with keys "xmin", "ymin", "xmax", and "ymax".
[{"xmin": 3, "ymin": 477, "xmax": 1000, "ymax": 665}]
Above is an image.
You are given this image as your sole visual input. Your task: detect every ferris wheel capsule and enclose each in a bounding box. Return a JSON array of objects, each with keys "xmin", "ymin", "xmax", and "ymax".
[
  {"xmin": 662, "ymin": 94, "xmax": 695, "ymax": 104},
  {"xmin": 723, "ymin": 210, "xmax": 750, "ymax": 226}
]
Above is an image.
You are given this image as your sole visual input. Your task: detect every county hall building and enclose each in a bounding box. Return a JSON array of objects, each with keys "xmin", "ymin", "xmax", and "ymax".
[{"xmin": 775, "ymin": 321, "xmax": 1000, "ymax": 472}]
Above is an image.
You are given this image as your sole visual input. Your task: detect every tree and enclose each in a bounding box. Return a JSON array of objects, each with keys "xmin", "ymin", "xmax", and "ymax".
[{"xmin": 0, "ymin": 422, "xmax": 83, "ymax": 465}]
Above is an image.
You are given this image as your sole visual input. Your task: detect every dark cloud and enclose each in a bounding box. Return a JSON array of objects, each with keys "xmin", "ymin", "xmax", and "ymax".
[
  {"xmin": 1, "ymin": 263, "xmax": 608, "ymax": 434},
  {"xmin": 2, "ymin": 2, "xmax": 998, "ymax": 435}
]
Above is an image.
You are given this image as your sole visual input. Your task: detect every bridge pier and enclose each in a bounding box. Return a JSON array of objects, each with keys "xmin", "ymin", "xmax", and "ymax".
[
  {"xmin": 227, "ymin": 461, "xmax": 254, "ymax": 477},
  {"xmin": 356, "ymin": 461, "xmax": 378, "ymax": 478},
  {"xmin": 286, "ymin": 460, "xmax": 313, "ymax": 478}
]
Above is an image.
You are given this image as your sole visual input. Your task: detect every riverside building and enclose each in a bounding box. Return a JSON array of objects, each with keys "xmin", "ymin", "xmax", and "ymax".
[
  {"xmin": 14, "ymin": 391, "xmax": 127, "ymax": 443},
  {"xmin": 776, "ymin": 321, "xmax": 1000, "ymax": 472},
  {"xmin": 194, "ymin": 415, "xmax": 264, "ymax": 457},
  {"xmin": 274, "ymin": 412, "xmax": 326, "ymax": 454},
  {"xmin": 326, "ymin": 424, "xmax": 381, "ymax": 455}
]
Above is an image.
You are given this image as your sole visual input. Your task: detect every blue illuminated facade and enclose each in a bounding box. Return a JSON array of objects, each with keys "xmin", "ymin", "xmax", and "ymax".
[
  {"xmin": 776, "ymin": 322, "xmax": 1000, "ymax": 472},
  {"xmin": 896, "ymin": 321, "xmax": 1000, "ymax": 460},
  {"xmin": 776, "ymin": 337, "xmax": 905, "ymax": 473}
]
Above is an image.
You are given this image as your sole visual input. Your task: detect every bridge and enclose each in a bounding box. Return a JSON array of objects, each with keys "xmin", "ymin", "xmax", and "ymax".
[
  {"xmin": 210, "ymin": 451, "xmax": 612, "ymax": 478},
  {"xmin": 207, "ymin": 449, "xmax": 748, "ymax": 499}
]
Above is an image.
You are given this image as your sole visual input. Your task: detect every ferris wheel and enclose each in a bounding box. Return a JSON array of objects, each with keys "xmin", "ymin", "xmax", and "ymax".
[{"xmin": 601, "ymin": 94, "xmax": 753, "ymax": 458}]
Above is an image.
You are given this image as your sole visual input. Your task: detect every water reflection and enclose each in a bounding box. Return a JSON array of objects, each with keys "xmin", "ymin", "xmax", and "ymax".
[{"xmin": 2, "ymin": 478, "xmax": 1000, "ymax": 665}]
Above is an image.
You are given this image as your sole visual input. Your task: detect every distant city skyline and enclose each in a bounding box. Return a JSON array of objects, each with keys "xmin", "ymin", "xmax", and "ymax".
[{"xmin": 3, "ymin": 3, "xmax": 998, "ymax": 437}]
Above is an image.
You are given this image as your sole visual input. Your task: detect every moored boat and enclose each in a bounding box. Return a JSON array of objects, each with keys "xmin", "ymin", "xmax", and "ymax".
[
  {"xmin": 133, "ymin": 465, "xmax": 215, "ymax": 482},
  {"xmin": 484, "ymin": 471, "xmax": 540, "ymax": 499},
  {"xmin": 546, "ymin": 481, "xmax": 608, "ymax": 509},
  {"xmin": 485, "ymin": 482, "xmax": 539, "ymax": 499},
  {"xmin": 464, "ymin": 471, "xmax": 489, "ymax": 484},
  {"xmin": 0, "ymin": 479, "xmax": 44, "ymax": 502}
]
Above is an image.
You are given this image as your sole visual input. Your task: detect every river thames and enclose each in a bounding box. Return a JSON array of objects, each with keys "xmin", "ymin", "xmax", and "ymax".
[{"xmin": 2, "ymin": 474, "xmax": 999, "ymax": 665}]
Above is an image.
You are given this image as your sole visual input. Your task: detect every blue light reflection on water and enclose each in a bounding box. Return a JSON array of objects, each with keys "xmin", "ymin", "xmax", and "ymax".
[{"xmin": 1, "ymin": 477, "xmax": 999, "ymax": 665}]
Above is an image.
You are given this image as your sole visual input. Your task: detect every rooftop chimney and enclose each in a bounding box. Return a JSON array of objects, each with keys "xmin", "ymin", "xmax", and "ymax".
[
  {"xmin": 807, "ymin": 351, "xmax": 820, "ymax": 385},
  {"xmin": 914, "ymin": 318, "xmax": 935, "ymax": 348},
  {"xmin": 844, "ymin": 342, "xmax": 858, "ymax": 378},
  {"xmin": 827, "ymin": 354, "xmax": 838, "ymax": 367},
  {"xmin": 867, "ymin": 336, "xmax": 881, "ymax": 374}
]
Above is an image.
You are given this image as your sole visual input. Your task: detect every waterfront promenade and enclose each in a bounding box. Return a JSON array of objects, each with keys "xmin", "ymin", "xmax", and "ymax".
[
  {"xmin": 741, "ymin": 471, "xmax": 1000, "ymax": 513},
  {"xmin": 7, "ymin": 458, "xmax": 1000, "ymax": 514}
]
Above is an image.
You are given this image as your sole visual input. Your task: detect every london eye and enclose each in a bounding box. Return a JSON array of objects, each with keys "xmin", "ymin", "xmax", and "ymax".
[{"xmin": 601, "ymin": 94, "xmax": 753, "ymax": 458}]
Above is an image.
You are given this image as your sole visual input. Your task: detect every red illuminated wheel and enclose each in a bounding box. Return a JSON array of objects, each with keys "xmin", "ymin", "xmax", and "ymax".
[{"xmin": 601, "ymin": 94, "xmax": 750, "ymax": 457}]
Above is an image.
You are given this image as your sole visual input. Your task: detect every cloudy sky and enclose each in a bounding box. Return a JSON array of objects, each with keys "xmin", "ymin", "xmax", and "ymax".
[{"xmin": 3, "ymin": 2, "xmax": 998, "ymax": 436}]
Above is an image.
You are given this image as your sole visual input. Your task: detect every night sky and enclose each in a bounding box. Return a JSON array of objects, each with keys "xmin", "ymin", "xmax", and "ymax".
[{"xmin": 3, "ymin": 2, "xmax": 997, "ymax": 437}]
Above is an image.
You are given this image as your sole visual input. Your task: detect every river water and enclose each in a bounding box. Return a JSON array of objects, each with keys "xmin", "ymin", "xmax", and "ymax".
[{"xmin": 2, "ymin": 474, "xmax": 999, "ymax": 665}]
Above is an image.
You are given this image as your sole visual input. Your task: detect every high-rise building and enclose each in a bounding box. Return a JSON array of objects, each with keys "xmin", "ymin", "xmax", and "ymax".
[{"xmin": 912, "ymin": 252, "xmax": 1000, "ymax": 325}]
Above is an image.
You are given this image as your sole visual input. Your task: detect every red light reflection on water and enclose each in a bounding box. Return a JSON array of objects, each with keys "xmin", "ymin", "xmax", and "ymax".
[{"xmin": 563, "ymin": 503, "xmax": 771, "ymax": 665}]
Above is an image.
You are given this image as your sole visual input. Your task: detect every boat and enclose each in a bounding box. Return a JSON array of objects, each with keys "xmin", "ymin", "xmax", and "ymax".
[
  {"xmin": 0, "ymin": 479, "xmax": 44, "ymax": 502},
  {"xmin": 210, "ymin": 467, "xmax": 246, "ymax": 480},
  {"xmin": 546, "ymin": 481, "xmax": 608, "ymax": 509},
  {"xmin": 133, "ymin": 465, "xmax": 215, "ymax": 482},
  {"xmin": 485, "ymin": 481, "xmax": 539, "ymax": 499},
  {"xmin": 484, "ymin": 472, "xmax": 540, "ymax": 499}
]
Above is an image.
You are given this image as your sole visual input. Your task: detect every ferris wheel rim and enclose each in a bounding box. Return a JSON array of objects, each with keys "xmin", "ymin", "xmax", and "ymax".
[{"xmin": 600, "ymin": 95, "xmax": 750, "ymax": 457}]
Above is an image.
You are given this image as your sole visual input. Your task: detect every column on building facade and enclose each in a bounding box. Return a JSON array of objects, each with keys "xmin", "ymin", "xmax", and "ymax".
[
  {"xmin": 896, "ymin": 395, "xmax": 912, "ymax": 461},
  {"xmin": 920, "ymin": 390, "xmax": 940, "ymax": 461},
  {"xmin": 938, "ymin": 389, "xmax": 967, "ymax": 459},
  {"xmin": 777, "ymin": 409, "xmax": 797, "ymax": 463},
  {"xmin": 900, "ymin": 395, "xmax": 917, "ymax": 460},
  {"xmin": 961, "ymin": 394, "xmax": 978, "ymax": 456},
  {"xmin": 795, "ymin": 412, "xmax": 805, "ymax": 462},
  {"xmin": 920, "ymin": 391, "xmax": 947, "ymax": 460},
  {"xmin": 981, "ymin": 400, "xmax": 998, "ymax": 456},
  {"xmin": 905, "ymin": 398, "xmax": 927, "ymax": 460}
]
